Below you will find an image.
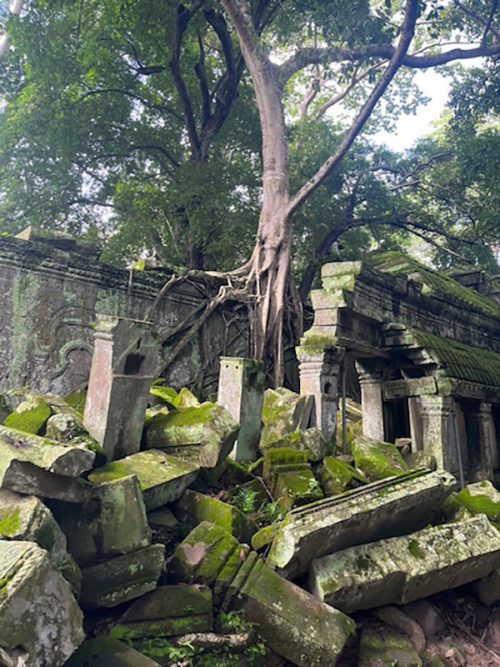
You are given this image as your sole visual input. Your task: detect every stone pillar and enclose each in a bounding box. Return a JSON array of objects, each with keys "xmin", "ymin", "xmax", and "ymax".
[
  {"xmin": 297, "ymin": 347, "xmax": 343, "ymax": 444},
  {"xmin": 217, "ymin": 357, "xmax": 264, "ymax": 461},
  {"xmin": 355, "ymin": 362, "xmax": 385, "ymax": 441},
  {"xmin": 471, "ymin": 402, "xmax": 494, "ymax": 481},
  {"xmin": 84, "ymin": 316, "xmax": 159, "ymax": 461},
  {"xmin": 420, "ymin": 395, "xmax": 455, "ymax": 472}
]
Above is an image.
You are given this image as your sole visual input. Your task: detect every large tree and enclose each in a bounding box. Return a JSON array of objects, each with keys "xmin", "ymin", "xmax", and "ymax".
[{"xmin": 219, "ymin": 0, "xmax": 500, "ymax": 382}]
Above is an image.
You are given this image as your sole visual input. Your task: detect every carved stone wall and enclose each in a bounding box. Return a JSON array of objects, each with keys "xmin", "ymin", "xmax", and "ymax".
[{"xmin": 0, "ymin": 238, "xmax": 250, "ymax": 398}]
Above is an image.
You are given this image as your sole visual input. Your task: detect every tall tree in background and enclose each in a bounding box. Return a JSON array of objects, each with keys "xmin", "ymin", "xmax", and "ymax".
[{"xmin": 219, "ymin": 0, "xmax": 500, "ymax": 382}]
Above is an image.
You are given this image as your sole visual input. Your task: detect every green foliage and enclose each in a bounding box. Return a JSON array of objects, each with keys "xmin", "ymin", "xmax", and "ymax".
[{"xmin": 232, "ymin": 487, "xmax": 259, "ymax": 514}]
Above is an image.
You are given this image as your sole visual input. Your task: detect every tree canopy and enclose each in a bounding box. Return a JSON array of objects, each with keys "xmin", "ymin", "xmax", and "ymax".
[{"xmin": 1, "ymin": 0, "xmax": 499, "ymax": 382}]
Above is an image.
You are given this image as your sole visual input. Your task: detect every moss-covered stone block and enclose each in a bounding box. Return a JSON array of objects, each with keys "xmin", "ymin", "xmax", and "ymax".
[
  {"xmin": 358, "ymin": 626, "xmax": 423, "ymax": 667},
  {"xmin": 169, "ymin": 521, "xmax": 241, "ymax": 588},
  {"xmin": 319, "ymin": 456, "xmax": 367, "ymax": 496},
  {"xmin": 145, "ymin": 403, "xmax": 239, "ymax": 469},
  {"xmin": 4, "ymin": 394, "xmax": 52, "ymax": 434},
  {"xmin": 109, "ymin": 584, "xmax": 213, "ymax": 640},
  {"xmin": 351, "ymin": 434, "xmax": 409, "ymax": 481},
  {"xmin": 262, "ymin": 448, "xmax": 309, "ymax": 491},
  {"xmin": 80, "ymin": 544, "xmax": 165, "ymax": 609},
  {"xmin": 262, "ymin": 428, "xmax": 328, "ymax": 462},
  {"xmin": 260, "ymin": 388, "xmax": 314, "ymax": 451},
  {"xmin": 170, "ymin": 522, "xmax": 355, "ymax": 667},
  {"xmin": 310, "ymin": 515, "xmax": 500, "ymax": 612},
  {"xmin": 267, "ymin": 470, "xmax": 456, "ymax": 578},
  {"xmin": 175, "ymin": 489, "xmax": 256, "ymax": 543},
  {"xmin": 50, "ymin": 475, "xmax": 151, "ymax": 566},
  {"xmin": 0, "ymin": 541, "xmax": 84, "ymax": 667},
  {"xmin": 89, "ymin": 450, "xmax": 199, "ymax": 511}
]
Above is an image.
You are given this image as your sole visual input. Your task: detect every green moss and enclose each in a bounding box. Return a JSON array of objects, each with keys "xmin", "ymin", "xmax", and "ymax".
[
  {"xmin": 411, "ymin": 330, "xmax": 500, "ymax": 388},
  {"xmin": 0, "ymin": 508, "xmax": 21, "ymax": 537},
  {"xmin": 351, "ymin": 435, "xmax": 408, "ymax": 481},
  {"xmin": 454, "ymin": 488, "xmax": 500, "ymax": 522},
  {"xmin": 88, "ymin": 461, "xmax": 131, "ymax": 484},
  {"xmin": 4, "ymin": 396, "xmax": 52, "ymax": 434},
  {"xmin": 408, "ymin": 539, "xmax": 426, "ymax": 559},
  {"xmin": 157, "ymin": 404, "xmax": 214, "ymax": 428},
  {"xmin": 298, "ymin": 333, "xmax": 337, "ymax": 356},
  {"xmin": 367, "ymin": 251, "xmax": 500, "ymax": 318}
]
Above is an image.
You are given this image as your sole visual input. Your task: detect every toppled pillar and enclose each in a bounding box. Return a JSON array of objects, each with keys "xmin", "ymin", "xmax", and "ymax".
[
  {"xmin": 217, "ymin": 357, "xmax": 264, "ymax": 461},
  {"xmin": 296, "ymin": 346, "xmax": 343, "ymax": 444},
  {"xmin": 310, "ymin": 515, "xmax": 500, "ymax": 612},
  {"xmin": 266, "ymin": 469, "xmax": 456, "ymax": 578},
  {"xmin": 0, "ymin": 540, "xmax": 85, "ymax": 667},
  {"xmin": 170, "ymin": 521, "xmax": 355, "ymax": 667},
  {"xmin": 84, "ymin": 316, "xmax": 159, "ymax": 461}
]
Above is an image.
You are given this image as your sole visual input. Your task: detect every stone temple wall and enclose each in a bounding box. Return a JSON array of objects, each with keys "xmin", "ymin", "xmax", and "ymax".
[{"xmin": 0, "ymin": 237, "xmax": 250, "ymax": 399}]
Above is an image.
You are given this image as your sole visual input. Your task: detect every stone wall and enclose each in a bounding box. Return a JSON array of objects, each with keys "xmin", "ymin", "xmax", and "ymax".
[{"xmin": 0, "ymin": 237, "xmax": 250, "ymax": 399}]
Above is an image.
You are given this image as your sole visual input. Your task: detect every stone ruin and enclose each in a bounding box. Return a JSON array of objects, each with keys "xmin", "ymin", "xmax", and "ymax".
[{"xmin": 0, "ymin": 239, "xmax": 499, "ymax": 666}]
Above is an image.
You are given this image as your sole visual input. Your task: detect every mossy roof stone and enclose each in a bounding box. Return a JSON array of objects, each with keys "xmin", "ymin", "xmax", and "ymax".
[
  {"xmin": 367, "ymin": 251, "xmax": 500, "ymax": 319},
  {"xmin": 411, "ymin": 329, "xmax": 500, "ymax": 388}
]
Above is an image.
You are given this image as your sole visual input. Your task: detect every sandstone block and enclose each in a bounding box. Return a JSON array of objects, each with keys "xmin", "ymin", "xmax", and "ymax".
[{"xmin": 0, "ymin": 540, "xmax": 84, "ymax": 667}]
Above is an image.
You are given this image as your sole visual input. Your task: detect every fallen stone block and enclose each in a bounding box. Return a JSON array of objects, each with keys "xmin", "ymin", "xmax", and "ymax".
[
  {"xmin": 266, "ymin": 469, "xmax": 456, "ymax": 578},
  {"xmin": 350, "ymin": 434, "xmax": 409, "ymax": 481},
  {"xmin": 0, "ymin": 426, "xmax": 94, "ymax": 502},
  {"xmin": 50, "ymin": 475, "xmax": 151, "ymax": 566},
  {"xmin": 0, "ymin": 424, "xmax": 95, "ymax": 476},
  {"xmin": 358, "ymin": 626, "xmax": 423, "ymax": 667},
  {"xmin": 260, "ymin": 388, "xmax": 314, "ymax": 451},
  {"xmin": 88, "ymin": 449, "xmax": 198, "ymax": 510},
  {"xmin": 146, "ymin": 403, "xmax": 239, "ymax": 469},
  {"xmin": 175, "ymin": 489, "xmax": 256, "ymax": 543},
  {"xmin": 310, "ymin": 515, "xmax": 500, "ymax": 613},
  {"xmin": 318, "ymin": 455, "xmax": 367, "ymax": 495},
  {"xmin": 262, "ymin": 428, "xmax": 329, "ymax": 462},
  {"xmin": 0, "ymin": 540, "xmax": 84, "ymax": 667},
  {"xmin": 170, "ymin": 522, "xmax": 355, "ymax": 667},
  {"xmin": 0, "ymin": 489, "xmax": 81, "ymax": 592},
  {"xmin": 401, "ymin": 600, "xmax": 446, "ymax": 639},
  {"xmin": 80, "ymin": 543, "xmax": 165, "ymax": 609},
  {"xmin": 64, "ymin": 638, "xmax": 161, "ymax": 667},
  {"xmin": 262, "ymin": 447, "xmax": 310, "ymax": 490},
  {"xmin": 110, "ymin": 584, "xmax": 213, "ymax": 640},
  {"xmin": 4, "ymin": 394, "xmax": 52, "ymax": 434}
]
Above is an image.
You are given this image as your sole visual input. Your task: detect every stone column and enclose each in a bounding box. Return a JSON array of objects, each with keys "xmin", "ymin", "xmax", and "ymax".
[
  {"xmin": 356, "ymin": 362, "xmax": 385, "ymax": 441},
  {"xmin": 217, "ymin": 357, "xmax": 264, "ymax": 461},
  {"xmin": 84, "ymin": 316, "xmax": 159, "ymax": 461},
  {"xmin": 419, "ymin": 395, "xmax": 455, "ymax": 472},
  {"xmin": 471, "ymin": 402, "xmax": 494, "ymax": 481},
  {"xmin": 297, "ymin": 347, "xmax": 343, "ymax": 444}
]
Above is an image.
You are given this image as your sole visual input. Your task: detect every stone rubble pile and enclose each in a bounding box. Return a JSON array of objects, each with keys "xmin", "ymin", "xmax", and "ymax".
[{"xmin": 0, "ymin": 380, "xmax": 499, "ymax": 666}]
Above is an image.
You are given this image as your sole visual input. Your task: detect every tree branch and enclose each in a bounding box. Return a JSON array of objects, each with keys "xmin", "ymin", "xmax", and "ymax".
[
  {"xmin": 280, "ymin": 43, "xmax": 500, "ymax": 85},
  {"xmin": 169, "ymin": 3, "xmax": 203, "ymax": 159},
  {"xmin": 287, "ymin": 0, "xmax": 420, "ymax": 217}
]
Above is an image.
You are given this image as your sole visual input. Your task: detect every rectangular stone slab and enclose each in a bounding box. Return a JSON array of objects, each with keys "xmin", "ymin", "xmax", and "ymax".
[
  {"xmin": 310, "ymin": 515, "xmax": 500, "ymax": 613},
  {"xmin": 80, "ymin": 544, "xmax": 165, "ymax": 609},
  {"xmin": 50, "ymin": 475, "xmax": 151, "ymax": 566},
  {"xmin": 0, "ymin": 424, "xmax": 95, "ymax": 477},
  {"xmin": 266, "ymin": 469, "xmax": 456, "ymax": 578},
  {"xmin": 88, "ymin": 450, "xmax": 199, "ymax": 510},
  {"xmin": 0, "ymin": 540, "xmax": 84, "ymax": 667},
  {"xmin": 1, "ymin": 459, "xmax": 92, "ymax": 503}
]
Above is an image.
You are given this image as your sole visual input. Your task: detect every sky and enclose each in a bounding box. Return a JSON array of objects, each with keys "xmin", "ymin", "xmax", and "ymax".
[{"xmin": 375, "ymin": 69, "xmax": 451, "ymax": 150}]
